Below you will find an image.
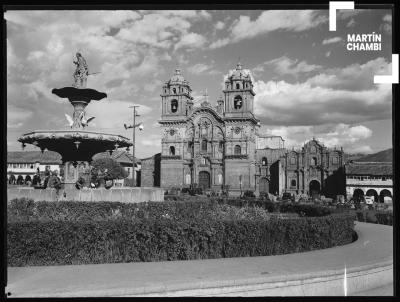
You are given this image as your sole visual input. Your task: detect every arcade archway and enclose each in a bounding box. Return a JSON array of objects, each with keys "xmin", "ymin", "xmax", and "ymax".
[
  {"xmin": 379, "ymin": 189, "xmax": 392, "ymax": 203},
  {"xmin": 366, "ymin": 189, "xmax": 378, "ymax": 203},
  {"xmin": 353, "ymin": 188, "xmax": 364, "ymax": 202}
]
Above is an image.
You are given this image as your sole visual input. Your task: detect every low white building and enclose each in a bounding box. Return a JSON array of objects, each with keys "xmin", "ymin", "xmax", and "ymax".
[
  {"xmin": 345, "ymin": 162, "xmax": 393, "ymax": 203},
  {"xmin": 8, "ymin": 150, "xmax": 142, "ymax": 187},
  {"xmin": 7, "ymin": 151, "xmax": 62, "ymax": 184}
]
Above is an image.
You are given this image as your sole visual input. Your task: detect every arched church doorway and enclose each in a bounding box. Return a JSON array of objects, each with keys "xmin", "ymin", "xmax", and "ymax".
[
  {"xmin": 309, "ymin": 180, "xmax": 320, "ymax": 198},
  {"xmin": 198, "ymin": 171, "xmax": 210, "ymax": 189}
]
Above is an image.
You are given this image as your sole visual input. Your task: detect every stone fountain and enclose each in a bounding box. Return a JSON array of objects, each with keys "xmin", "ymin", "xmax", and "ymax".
[{"xmin": 18, "ymin": 52, "xmax": 132, "ymax": 189}]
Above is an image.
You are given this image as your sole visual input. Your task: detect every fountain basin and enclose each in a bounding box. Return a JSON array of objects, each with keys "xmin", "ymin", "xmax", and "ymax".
[
  {"xmin": 18, "ymin": 130, "xmax": 132, "ymax": 163},
  {"xmin": 52, "ymin": 87, "xmax": 107, "ymax": 101}
]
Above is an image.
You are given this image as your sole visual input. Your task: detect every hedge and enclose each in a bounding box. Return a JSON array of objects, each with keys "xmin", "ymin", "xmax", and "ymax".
[
  {"xmin": 8, "ymin": 213, "xmax": 355, "ymax": 266},
  {"xmin": 355, "ymin": 210, "xmax": 393, "ymax": 226},
  {"xmin": 8, "ymin": 198, "xmax": 342, "ymax": 223},
  {"xmin": 7, "ymin": 198, "xmax": 220, "ymax": 223}
]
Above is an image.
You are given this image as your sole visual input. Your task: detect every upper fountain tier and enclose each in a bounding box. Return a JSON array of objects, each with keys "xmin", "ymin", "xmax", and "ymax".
[
  {"xmin": 51, "ymin": 52, "xmax": 108, "ymax": 129},
  {"xmin": 18, "ymin": 52, "xmax": 132, "ymax": 162}
]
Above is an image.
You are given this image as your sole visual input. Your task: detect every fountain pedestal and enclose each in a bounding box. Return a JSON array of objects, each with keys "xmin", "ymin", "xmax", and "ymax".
[{"xmin": 63, "ymin": 161, "xmax": 91, "ymax": 189}]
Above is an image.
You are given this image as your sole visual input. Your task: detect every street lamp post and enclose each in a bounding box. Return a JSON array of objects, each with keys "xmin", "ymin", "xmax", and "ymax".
[
  {"xmin": 239, "ymin": 174, "xmax": 242, "ymax": 197},
  {"xmin": 124, "ymin": 105, "xmax": 143, "ymax": 187}
]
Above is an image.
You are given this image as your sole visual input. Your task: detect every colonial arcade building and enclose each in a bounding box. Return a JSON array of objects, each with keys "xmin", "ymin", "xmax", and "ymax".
[{"xmin": 151, "ymin": 63, "xmax": 345, "ymax": 197}]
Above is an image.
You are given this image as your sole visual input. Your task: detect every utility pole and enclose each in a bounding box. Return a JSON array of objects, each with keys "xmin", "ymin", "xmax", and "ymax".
[{"xmin": 128, "ymin": 105, "xmax": 140, "ymax": 187}]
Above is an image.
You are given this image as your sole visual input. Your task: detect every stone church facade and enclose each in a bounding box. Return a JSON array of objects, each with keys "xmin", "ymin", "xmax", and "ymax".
[{"xmin": 143, "ymin": 63, "xmax": 345, "ymax": 197}]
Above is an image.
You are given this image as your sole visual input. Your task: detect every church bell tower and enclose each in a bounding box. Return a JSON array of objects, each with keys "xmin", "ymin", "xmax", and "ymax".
[
  {"xmin": 223, "ymin": 62, "xmax": 255, "ymax": 118},
  {"xmin": 161, "ymin": 69, "xmax": 193, "ymax": 120}
]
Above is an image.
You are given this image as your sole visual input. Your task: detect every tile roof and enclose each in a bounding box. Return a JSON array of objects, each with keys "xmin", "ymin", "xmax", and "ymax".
[
  {"xmin": 345, "ymin": 162, "xmax": 393, "ymax": 176},
  {"xmin": 7, "ymin": 151, "xmax": 62, "ymax": 164}
]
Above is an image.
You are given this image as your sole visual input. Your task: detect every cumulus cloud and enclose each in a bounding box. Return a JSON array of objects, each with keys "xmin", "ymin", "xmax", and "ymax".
[
  {"xmin": 7, "ymin": 105, "xmax": 34, "ymax": 128},
  {"xmin": 381, "ymin": 14, "xmax": 392, "ymax": 34},
  {"xmin": 210, "ymin": 10, "xmax": 327, "ymax": 49},
  {"xmin": 140, "ymin": 134, "xmax": 162, "ymax": 148},
  {"xmin": 322, "ymin": 37, "xmax": 342, "ymax": 45},
  {"xmin": 254, "ymin": 56, "xmax": 321, "ymax": 77},
  {"xmin": 174, "ymin": 32, "xmax": 207, "ymax": 50},
  {"xmin": 209, "ymin": 38, "xmax": 230, "ymax": 49},
  {"xmin": 187, "ymin": 63, "xmax": 220, "ymax": 75},
  {"xmin": 346, "ymin": 18, "xmax": 356, "ymax": 27},
  {"xmin": 306, "ymin": 57, "xmax": 391, "ymax": 91},
  {"xmin": 253, "ymin": 57, "xmax": 392, "ymax": 126},
  {"xmin": 262, "ymin": 123, "xmax": 373, "ymax": 153},
  {"xmin": 231, "ymin": 11, "xmax": 327, "ymax": 42},
  {"xmin": 87, "ymin": 100, "xmax": 152, "ymax": 131},
  {"xmin": 215, "ymin": 21, "xmax": 225, "ymax": 30}
]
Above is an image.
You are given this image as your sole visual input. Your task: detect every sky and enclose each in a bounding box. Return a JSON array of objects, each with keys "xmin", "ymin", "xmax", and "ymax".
[{"xmin": 5, "ymin": 9, "xmax": 393, "ymax": 158}]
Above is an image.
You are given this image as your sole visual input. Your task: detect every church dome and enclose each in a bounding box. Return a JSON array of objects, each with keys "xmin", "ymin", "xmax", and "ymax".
[
  {"xmin": 169, "ymin": 69, "xmax": 186, "ymax": 83},
  {"xmin": 229, "ymin": 62, "xmax": 251, "ymax": 80}
]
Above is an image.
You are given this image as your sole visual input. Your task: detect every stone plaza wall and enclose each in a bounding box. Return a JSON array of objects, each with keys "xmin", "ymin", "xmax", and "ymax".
[{"xmin": 7, "ymin": 187, "xmax": 164, "ymax": 203}]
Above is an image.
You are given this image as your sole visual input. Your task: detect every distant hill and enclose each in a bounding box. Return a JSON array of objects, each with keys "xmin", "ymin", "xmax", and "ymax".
[
  {"xmin": 344, "ymin": 153, "xmax": 366, "ymax": 163},
  {"xmin": 354, "ymin": 148, "xmax": 392, "ymax": 162}
]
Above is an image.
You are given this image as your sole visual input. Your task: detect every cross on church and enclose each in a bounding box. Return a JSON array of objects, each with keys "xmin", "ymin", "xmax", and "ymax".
[{"xmin": 203, "ymin": 88, "xmax": 209, "ymax": 103}]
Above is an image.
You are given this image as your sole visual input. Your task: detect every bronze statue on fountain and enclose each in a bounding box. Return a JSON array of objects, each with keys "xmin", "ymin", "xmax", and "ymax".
[{"xmin": 18, "ymin": 52, "xmax": 132, "ymax": 190}]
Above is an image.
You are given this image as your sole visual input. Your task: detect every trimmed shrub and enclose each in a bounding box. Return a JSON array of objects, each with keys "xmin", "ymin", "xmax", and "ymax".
[
  {"xmin": 375, "ymin": 211, "xmax": 393, "ymax": 226},
  {"xmin": 8, "ymin": 213, "xmax": 355, "ymax": 266},
  {"xmin": 243, "ymin": 190, "xmax": 255, "ymax": 198},
  {"xmin": 8, "ymin": 199, "xmax": 221, "ymax": 223},
  {"xmin": 354, "ymin": 210, "xmax": 393, "ymax": 226}
]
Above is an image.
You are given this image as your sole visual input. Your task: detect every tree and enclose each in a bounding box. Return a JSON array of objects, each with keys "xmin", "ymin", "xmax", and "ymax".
[{"xmin": 90, "ymin": 158, "xmax": 128, "ymax": 185}]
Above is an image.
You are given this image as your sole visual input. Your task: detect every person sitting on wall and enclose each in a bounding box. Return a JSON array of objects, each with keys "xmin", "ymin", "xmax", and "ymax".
[
  {"xmin": 75, "ymin": 177, "xmax": 85, "ymax": 190},
  {"xmin": 104, "ymin": 170, "xmax": 113, "ymax": 190},
  {"xmin": 8, "ymin": 174, "xmax": 16, "ymax": 185},
  {"xmin": 32, "ymin": 173, "xmax": 41, "ymax": 187},
  {"xmin": 47, "ymin": 171, "xmax": 62, "ymax": 194}
]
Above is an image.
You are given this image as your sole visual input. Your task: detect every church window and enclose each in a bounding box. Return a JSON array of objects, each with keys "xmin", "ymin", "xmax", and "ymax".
[
  {"xmin": 171, "ymin": 99, "xmax": 178, "ymax": 113},
  {"xmin": 219, "ymin": 141, "xmax": 224, "ymax": 151},
  {"xmin": 236, "ymin": 83, "xmax": 240, "ymax": 89},
  {"xmin": 262, "ymin": 157, "xmax": 268, "ymax": 166},
  {"xmin": 201, "ymin": 140, "xmax": 207, "ymax": 152},
  {"xmin": 169, "ymin": 146, "xmax": 175, "ymax": 155},
  {"xmin": 332, "ymin": 157, "xmax": 338, "ymax": 164},
  {"xmin": 311, "ymin": 157, "xmax": 317, "ymax": 166},
  {"xmin": 234, "ymin": 95, "xmax": 243, "ymax": 109},
  {"xmin": 311, "ymin": 146, "xmax": 316, "ymax": 153},
  {"xmin": 290, "ymin": 157, "xmax": 296, "ymax": 165},
  {"xmin": 173, "ymin": 88, "xmax": 177, "ymax": 94},
  {"xmin": 291, "ymin": 179, "xmax": 297, "ymax": 187},
  {"xmin": 185, "ymin": 174, "xmax": 191, "ymax": 184},
  {"xmin": 234, "ymin": 145, "xmax": 241, "ymax": 155},
  {"xmin": 218, "ymin": 174, "xmax": 223, "ymax": 184}
]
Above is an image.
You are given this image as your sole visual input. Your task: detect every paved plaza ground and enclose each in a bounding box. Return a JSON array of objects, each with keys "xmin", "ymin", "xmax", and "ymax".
[{"xmin": 6, "ymin": 222, "xmax": 393, "ymax": 297}]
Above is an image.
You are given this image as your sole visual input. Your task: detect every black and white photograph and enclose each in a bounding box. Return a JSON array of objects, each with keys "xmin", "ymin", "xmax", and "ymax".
[{"xmin": 3, "ymin": 3, "xmax": 397, "ymax": 297}]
